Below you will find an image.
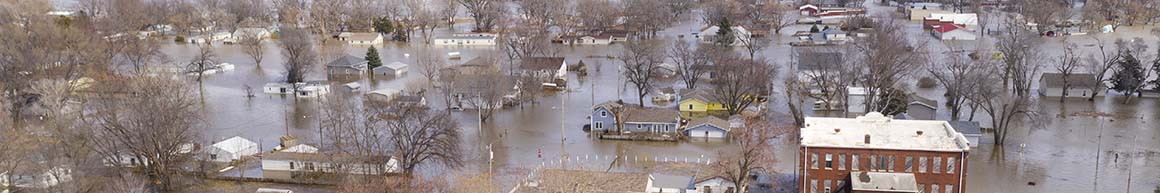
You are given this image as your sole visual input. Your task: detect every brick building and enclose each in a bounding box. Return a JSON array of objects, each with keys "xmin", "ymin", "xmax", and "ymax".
[{"xmin": 799, "ymin": 112, "xmax": 971, "ymax": 193}]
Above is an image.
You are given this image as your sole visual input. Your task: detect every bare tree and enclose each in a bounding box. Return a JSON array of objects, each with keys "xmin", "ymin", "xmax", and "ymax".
[
  {"xmin": 187, "ymin": 44, "xmax": 217, "ymax": 83},
  {"xmin": 90, "ymin": 76, "xmax": 202, "ymax": 191},
  {"xmin": 622, "ymin": 0, "xmax": 673, "ymax": 38},
  {"xmin": 851, "ymin": 18, "xmax": 926, "ymax": 113},
  {"xmin": 385, "ymin": 105, "xmax": 463, "ymax": 175},
  {"xmin": 767, "ymin": 3, "xmax": 797, "ymax": 34},
  {"xmin": 799, "ymin": 47, "xmax": 856, "ymax": 113},
  {"xmin": 464, "ymin": 69, "xmax": 512, "ymax": 121},
  {"xmin": 783, "ymin": 75, "xmax": 809, "ymax": 127},
  {"xmin": 968, "ymin": 66, "xmax": 1034, "ymax": 145},
  {"xmin": 119, "ymin": 37, "xmax": 164, "ymax": 74},
  {"xmin": 927, "ymin": 48, "xmax": 989, "ymax": 120},
  {"xmin": 619, "ymin": 40, "xmax": 665, "ymax": 106},
  {"xmin": 438, "ymin": 0, "xmax": 460, "ymax": 27},
  {"xmin": 457, "ymin": 0, "xmax": 503, "ymax": 32},
  {"xmin": 1018, "ymin": 0, "xmax": 1069, "ymax": 35},
  {"xmin": 280, "ymin": 28, "xmax": 316, "ymax": 84},
  {"xmin": 1084, "ymin": 37, "xmax": 1123, "ymax": 101},
  {"xmin": 1053, "ymin": 41, "xmax": 1083, "ymax": 101},
  {"xmin": 736, "ymin": 33, "xmax": 770, "ymax": 60},
  {"xmin": 711, "ymin": 57, "xmax": 775, "ymax": 115},
  {"xmin": 995, "ymin": 16, "xmax": 1043, "ymax": 96},
  {"xmin": 575, "ymin": 0, "xmax": 620, "ymax": 31},
  {"xmin": 713, "ymin": 118, "xmax": 790, "ymax": 193},
  {"xmin": 669, "ymin": 39, "xmax": 711, "ymax": 89},
  {"xmin": 415, "ymin": 49, "xmax": 447, "ymax": 85},
  {"xmin": 238, "ymin": 32, "xmax": 265, "ymax": 68}
]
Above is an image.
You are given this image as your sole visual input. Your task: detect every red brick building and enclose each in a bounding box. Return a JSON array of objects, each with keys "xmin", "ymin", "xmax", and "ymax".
[{"xmin": 799, "ymin": 113, "xmax": 971, "ymax": 193}]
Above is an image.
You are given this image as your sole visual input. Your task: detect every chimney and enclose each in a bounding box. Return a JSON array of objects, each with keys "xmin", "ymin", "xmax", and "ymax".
[
  {"xmin": 864, "ymin": 134, "xmax": 871, "ymax": 144},
  {"xmin": 916, "ymin": 130, "xmax": 924, "ymax": 136}
]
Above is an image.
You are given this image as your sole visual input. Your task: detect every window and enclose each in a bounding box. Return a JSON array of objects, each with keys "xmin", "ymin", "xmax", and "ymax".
[
  {"xmin": 880, "ymin": 155, "xmax": 890, "ymax": 172},
  {"xmin": 933, "ymin": 157, "xmax": 942, "ymax": 174},
  {"xmin": 918, "ymin": 184, "xmax": 926, "ymax": 193},
  {"xmin": 905, "ymin": 156, "xmax": 914, "ymax": 172},
  {"xmin": 931, "ymin": 184, "xmax": 940, "ymax": 193},
  {"xmin": 945, "ymin": 184, "xmax": 954, "ymax": 193},
  {"xmin": 811, "ymin": 153, "xmax": 819, "ymax": 169},
  {"xmin": 887, "ymin": 155, "xmax": 896, "ymax": 172},
  {"xmin": 688, "ymin": 104, "xmax": 693, "ymax": 110},
  {"xmin": 824, "ymin": 180, "xmax": 831, "ymax": 193},
  {"xmin": 851, "ymin": 154, "xmax": 860, "ymax": 171},
  {"xmin": 947, "ymin": 157, "xmax": 956, "ymax": 174},
  {"xmin": 601, "ymin": 111, "xmax": 607, "ymax": 117},
  {"xmin": 810, "ymin": 180, "xmax": 818, "ymax": 193},
  {"xmin": 869, "ymin": 155, "xmax": 878, "ymax": 171},
  {"xmin": 595, "ymin": 122, "xmax": 603, "ymax": 129},
  {"xmin": 838, "ymin": 154, "xmax": 846, "ymax": 170},
  {"xmin": 825, "ymin": 154, "xmax": 833, "ymax": 169},
  {"xmin": 919, "ymin": 157, "xmax": 928, "ymax": 173},
  {"xmin": 290, "ymin": 162, "xmax": 295, "ymax": 169}
]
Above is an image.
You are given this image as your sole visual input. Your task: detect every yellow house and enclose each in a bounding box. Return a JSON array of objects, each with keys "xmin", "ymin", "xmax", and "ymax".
[{"xmin": 678, "ymin": 89, "xmax": 727, "ymax": 113}]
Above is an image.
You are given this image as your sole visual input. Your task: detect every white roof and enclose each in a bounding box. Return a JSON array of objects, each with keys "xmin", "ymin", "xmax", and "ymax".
[
  {"xmin": 369, "ymin": 88, "xmax": 400, "ymax": 96},
  {"xmin": 850, "ymin": 172, "xmax": 919, "ymax": 192},
  {"xmin": 926, "ymin": 13, "xmax": 978, "ymax": 26},
  {"xmin": 699, "ymin": 26, "xmax": 751, "ymax": 36},
  {"xmin": 212, "ymin": 136, "xmax": 257, "ymax": 154},
  {"xmin": 801, "ymin": 112, "xmax": 970, "ymax": 152},
  {"xmin": 385, "ymin": 62, "xmax": 408, "ymax": 69},
  {"xmin": 281, "ymin": 144, "xmax": 319, "ymax": 153}
]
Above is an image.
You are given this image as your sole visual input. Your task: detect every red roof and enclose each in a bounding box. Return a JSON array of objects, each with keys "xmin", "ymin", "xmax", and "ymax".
[{"xmin": 933, "ymin": 24, "xmax": 961, "ymax": 33}]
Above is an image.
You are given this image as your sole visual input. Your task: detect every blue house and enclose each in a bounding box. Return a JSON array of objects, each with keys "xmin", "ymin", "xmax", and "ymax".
[
  {"xmin": 684, "ymin": 116, "xmax": 731, "ymax": 138},
  {"xmin": 591, "ymin": 101, "xmax": 681, "ymax": 135}
]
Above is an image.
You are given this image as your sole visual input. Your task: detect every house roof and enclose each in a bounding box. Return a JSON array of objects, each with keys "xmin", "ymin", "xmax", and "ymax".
[
  {"xmin": 849, "ymin": 172, "xmax": 920, "ymax": 193},
  {"xmin": 801, "ymin": 112, "xmax": 971, "ymax": 152},
  {"xmin": 531, "ymin": 169, "xmax": 649, "ymax": 192},
  {"xmin": 327, "ymin": 55, "xmax": 368, "ymax": 67},
  {"xmin": 435, "ymin": 33, "xmax": 497, "ymax": 40},
  {"xmin": 384, "ymin": 61, "xmax": 408, "ymax": 69},
  {"xmin": 932, "ymin": 24, "xmax": 962, "ymax": 33},
  {"xmin": 623, "ymin": 106, "xmax": 679, "ymax": 123},
  {"xmin": 948, "ymin": 121, "xmax": 982, "ymax": 135},
  {"xmin": 820, "ymin": 28, "xmax": 846, "ymax": 34},
  {"xmin": 908, "ymin": 95, "xmax": 937, "ymax": 110},
  {"xmin": 368, "ymin": 88, "xmax": 401, "ymax": 97},
  {"xmin": 796, "ymin": 49, "xmax": 843, "ymax": 71},
  {"xmin": 1040, "ymin": 73, "xmax": 1100, "ymax": 89},
  {"xmin": 679, "ymin": 89, "xmax": 713, "ymax": 103},
  {"xmin": 281, "ymin": 144, "xmax": 318, "ymax": 153},
  {"xmin": 687, "ymin": 116, "xmax": 731, "ymax": 131},
  {"xmin": 925, "ymin": 13, "xmax": 979, "ymax": 26},
  {"xmin": 650, "ymin": 174, "xmax": 695, "ymax": 189},
  {"xmin": 594, "ymin": 100, "xmax": 625, "ymax": 111},
  {"xmin": 212, "ymin": 136, "xmax": 257, "ymax": 154},
  {"xmin": 347, "ymin": 33, "xmax": 381, "ymax": 41},
  {"xmin": 520, "ymin": 57, "xmax": 566, "ymax": 71}
]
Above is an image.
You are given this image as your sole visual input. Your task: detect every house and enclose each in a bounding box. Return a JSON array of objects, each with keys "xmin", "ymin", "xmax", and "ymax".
[
  {"xmin": 690, "ymin": 176, "xmax": 736, "ymax": 193},
  {"xmin": 931, "ymin": 24, "xmax": 977, "ymax": 40},
  {"xmin": 820, "ymin": 28, "xmax": 848, "ymax": 42},
  {"xmin": 433, "ymin": 33, "xmax": 497, "ymax": 46},
  {"xmin": 394, "ymin": 95, "xmax": 428, "ymax": 107},
  {"xmin": 256, "ymin": 188, "xmax": 295, "ymax": 193},
  {"xmin": 678, "ymin": 89, "xmax": 726, "ymax": 116},
  {"xmin": 799, "ymin": 4, "xmax": 820, "ymax": 16},
  {"xmin": 836, "ymin": 171, "xmax": 920, "ymax": 193},
  {"xmin": 522, "ymin": 169, "xmax": 650, "ymax": 192},
  {"xmin": 590, "ymin": 101, "xmax": 681, "ymax": 135},
  {"xmin": 366, "ymin": 88, "xmax": 402, "ymax": 102},
  {"xmin": 795, "ymin": 48, "xmax": 843, "ymax": 84},
  {"xmin": 280, "ymin": 144, "xmax": 319, "ymax": 153},
  {"xmin": 794, "ymin": 27, "xmax": 848, "ymax": 46},
  {"xmin": 684, "ymin": 116, "xmax": 730, "ymax": 138},
  {"xmin": 518, "ymin": 57, "xmax": 568, "ymax": 85},
  {"xmin": 208, "ymin": 136, "xmax": 259, "ymax": 162},
  {"xmin": 799, "ymin": 112, "xmax": 971, "ymax": 193},
  {"xmin": 1038, "ymin": 73, "xmax": 1105, "ymax": 98},
  {"xmin": 652, "ymin": 87, "xmax": 677, "ymax": 102},
  {"xmin": 695, "ymin": 26, "xmax": 752, "ymax": 46},
  {"xmin": 340, "ymin": 32, "xmax": 384, "ymax": 45},
  {"xmin": 373, "ymin": 62, "xmax": 409, "ymax": 77},
  {"xmin": 327, "ymin": 55, "xmax": 369, "ymax": 74},
  {"xmin": 905, "ymin": 96, "xmax": 937, "ymax": 120},
  {"xmin": 560, "ymin": 35, "xmax": 614, "ymax": 45},
  {"xmin": 263, "ymin": 82, "xmax": 332, "ymax": 98},
  {"xmin": 1, "ymin": 167, "xmax": 72, "ymax": 190},
  {"xmin": 816, "ymin": 9, "xmax": 866, "ymax": 20},
  {"xmin": 948, "ymin": 121, "xmax": 982, "ymax": 147},
  {"xmin": 229, "ymin": 27, "xmax": 272, "ymax": 43},
  {"xmin": 648, "ymin": 174, "xmax": 695, "ymax": 193},
  {"xmin": 261, "ymin": 152, "xmax": 398, "ymax": 180},
  {"xmin": 440, "ymin": 57, "xmax": 517, "ymax": 110},
  {"xmin": 923, "ymin": 13, "xmax": 978, "ymax": 30},
  {"xmin": 342, "ymin": 82, "xmax": 362, "ymax": 92}
]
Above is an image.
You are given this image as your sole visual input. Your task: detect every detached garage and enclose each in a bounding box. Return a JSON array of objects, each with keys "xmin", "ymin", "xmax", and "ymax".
[{"xmin": 684, "ymin": 116, "xmax": 730, "ymax": 139}]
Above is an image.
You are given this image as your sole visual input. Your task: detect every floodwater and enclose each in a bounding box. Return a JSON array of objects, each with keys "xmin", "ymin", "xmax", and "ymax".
[{"xmin": 145, "ymin": 2, "xmax": 1160, "ymax": 193}]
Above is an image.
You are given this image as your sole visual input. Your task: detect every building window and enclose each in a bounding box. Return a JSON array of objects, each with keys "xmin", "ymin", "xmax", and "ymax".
[
  {"xmin": 945, "ymin": 184, "xmax": 954, "ymax": 193},
  {"xmin": 887, "ymin": 155, "xmax": 896, "ymax": 172},
  {"xmin": 810, "ymin": 180, "xmax": 818, "ymax": 193},
  {"xmin": 688, "ymin": 104, "xmax": 693, "ymax": 110},
  {"xmin": 918, "ymin": 184, "xmax": 926, "ymax": 193},
  {"xmin": 824, "ymin": 154, "xmax": 833, "ymax": 170},
  {"xmin": 933, "ymin": 157, "xmax": 942, "ymax": 174},
  {"xmin": 932, "ymin": 184, "xmax": 940, "ymax": 193},
  {"xmin": 838, "ymin": 154, "xmax": 846, "ymax": 170},
  {"xmin": 851, "ymin": 154, "xmax": 860, "ymax": 171},
  {"xmin": 919, "ymin": 157, "xmax": 928, "ymax": 173},
  {"xmin": 290, "ymin": 162, "xmax": 295, "ymax": 169},
  {"xmin": 595, "ymin": 122, "xmax": 603, "ymax": 129},
  {"xmin": 811, "ymin": 153, "xmax": 819, "ymax": 169},
  {"xmin": 869, "ymin": 155, "xmax": 877, "ymax": 171},
  {"xmin": 879, "ymin": 155, "xmax": 889, "ymax": 172},
  {"xmin": 824, "ymin": 180, "xmax": 831, "ymax": 193},
  {"xmin": 947, "ymin": 157, "xmax": 956, "ymax": 174},
  {"xmin": 601, "ymin": 111, "xmax": 607, "ymax": 117},
  {"xmin": 905, "ymin": 156, "xmax": 914, "ymax": 172}
]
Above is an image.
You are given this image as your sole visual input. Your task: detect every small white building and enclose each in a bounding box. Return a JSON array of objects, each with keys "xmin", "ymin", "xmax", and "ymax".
[
  {"xmin": 227, "ymin": 28, "xmax": 272, "ymax": 43},
  {"xmin": 372, "ymin": 62, "xmax": 409, "ymax": 77},
  {"xmin": 931, "ymin": 24, "xmax": 977, "ymax": 41},
  {"xmin": 561, "ymin": 35, "xmax": 614, "ymax": 45},
  {"xmin": 925, "ymin": 13, "xmax": 979, "ymax": 29},
  {"xmin": 263, "ymin": 82, "xmax": 332, "ymax": 98},
  {"xmin": 338, "ymin": 32, "xmax": 384, "ymax": 45},
  {"xmin": 366, "ymin": 88, "xmax": 402, "ymax": 102},
  {"xmin": 433, "ymin": 33, "xmax": 497, "ymax": 46},
  {"xmin": 261, "ymin": 152, "xmax": 399, "ymax": 180},
  {"xmin": 1038, "ymin": 73, "xmax": 1106, "ymax": 98},
  {"xmin": 647, "ymin": 174, "xmax": 694, "ymax": 193},
  {"xmin": 208, "ymin": 136, "xmax": 259, "ymax": 162},
  {"xmin": 689, "ymin": 176, "xmax": 736, "ymax": 193},
  {"xmin": 280, "ymin": 144, "xmax": 319, "ymax": 153},
  {"xmin": 696, "ymin": 26, "xmax": 752, "ymax": 46},
  {"xmin": 256, "ymin": 188, "xmax": 295, "ymax": 193},
  {"xmin": 684, "ymin": 116, "xmax": 730, "ymax": 138}
]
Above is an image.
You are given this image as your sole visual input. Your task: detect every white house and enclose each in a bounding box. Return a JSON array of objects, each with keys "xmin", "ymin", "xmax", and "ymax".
[
  {"xmin": 280, "ymin": 144, "xmax": 319, "ymax": 153},
  {"xmin": 227, "ymin": 27, "xmax": 272, "ymax": 43},
  {"xmin": 931, "ymin": 24, "xmax": 977, "ymax": 40},
  {"xmin": 1038, "ymin": 73, "xmax": 1105, "ymax": 98},
  {"xmin": 925, "ymin": 13, "xmax": 979, "ymax": 29},
  {"xmin": 366, "ymin": 88, "xmax": 402, "ymax": 102},
  {"xmin": 518, "ymin": 57, "xmax": 568, "ymax": 85},
  {"xmin": 372, "ymin": 62, "xmax": 409, "ymax": 77},
  {"xmin": 647, "ymin": 174, "xmax": 694, "ymax": 193},
  {"xmin": 341, "ymin": 32, "xmax": 384, "ymax": 45},
  {"xmin": 689, "ymin": 176, "xmax": 736, "ymax": 193},
  {"xmin": 561, "ymin": 35, "xmax": 614, "ymax": 45},
  {"xmin": 260, "ymin": 152, "xmax": 399, "ymax": 180},
  {"xmin": 263, "ymin": 82, "xmax": 332, "ymax": 98},
  {"xmin": 696, "ymin": 26, "xmax": 752, "ymax": 46},
  {"xmin": 208, "ymin": 136, "xmax": 259, "ymax": 162},
  {"xmin": 433, "ymin": 33, "xmax": 497, "ymax": 46},
  {"xmin": 684, "ymin": 116, "xmax": 730, "ymax": 138}
]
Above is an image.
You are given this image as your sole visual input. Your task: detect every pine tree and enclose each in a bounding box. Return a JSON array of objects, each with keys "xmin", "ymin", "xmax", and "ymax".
[
  {"xmin": 714, "ymin": 18, "xmax": 735, "ymax": 46},
  {"xmin": 1110, "ymin": 51, "xmax": 1145, "ymax": 96},
  {"xmin": 810, "ymin": 25, "xmax": 820, "ymax": 33},
  {"xmin": 366, "ymin": 46, "xmax": 382, "ymax": 70},
  {"xmin": 373, "ymin": 17, "xmax": 394, "ymax": 36}
]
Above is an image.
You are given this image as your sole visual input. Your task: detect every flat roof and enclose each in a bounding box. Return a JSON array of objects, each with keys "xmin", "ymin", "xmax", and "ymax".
[
  {"xmin": 801, "ymin": 112, "xmax": 970, "ymax": 152},
  {"xmin": 850, "ymin": 172, "xmax": 919, "ymax": 193}
]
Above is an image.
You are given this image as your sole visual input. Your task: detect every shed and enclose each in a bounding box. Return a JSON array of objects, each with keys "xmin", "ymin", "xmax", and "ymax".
[
  {"xmin": 931, "ymin": 24, "xmax": 977, "ymax": 40},
  {"xmin": 691, "ymin": 176, "xmax": 737, "ymax": 193},
  {"xmin": 1038, "ymin": 73, "xmax": 1105, "ymax": 98},
  {"xmin": 948, "ymin": 121, "xmax": 983, "ymax": 147},
  {"xmin": 366, "ymin": 88, "xmax": 401, "ymax": 102},
  {"xmin": 906, "ymin": 95, "xmax": 937, "ymax": 120},
  {"xmin": 685, "ymin": 116, "xmax": 730, "ymax": 138},
  {"xmin": 343, "ymin": 82, "xmax": 361, "ymax": 92},
  {"xmin": 647, "ymin": 174, "xmax": 694, "ymax": 193},
  {"xmin": 209, "ymin": 136, "xmax": 259, "ymax": 162},
  {"xmin": 373, "ymin": 62, "xmax": 409, "ymax": 76}
]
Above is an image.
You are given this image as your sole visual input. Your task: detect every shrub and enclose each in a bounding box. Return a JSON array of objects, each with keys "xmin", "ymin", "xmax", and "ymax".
[
  {"xmin": 174, "ymin": 35, "xmax": 186, "ymax": 43},
  {"xmin": 918, "ymin": 77, "xmax": 938, "ymax": 88}
]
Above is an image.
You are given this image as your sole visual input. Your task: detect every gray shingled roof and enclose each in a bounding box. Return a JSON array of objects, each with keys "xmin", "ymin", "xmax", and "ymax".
[
  {"xmin": 948, "ymin": 121, "xmax": 982, "ymax": 135},
  {"xmin": 679, "ymin": 89, "xmax": 713, "ymax": 103},
  {"xmin": 327, "ymin": 55, "xmax": 368, "ymax": 67},
  {"xmin": 1040, "ymin": 73, "xmax": 1100, "ymax": 89},
  {"xmin": 623, "ymin": 106, "xmax": 679, "ymax": 123},
  {"xmin": 686, "ymin": 116, "xmax": 730, "ymax": 131},
  {"xmin": 520, "ymin": 57, "xmax": 566, "ymax": 71}
]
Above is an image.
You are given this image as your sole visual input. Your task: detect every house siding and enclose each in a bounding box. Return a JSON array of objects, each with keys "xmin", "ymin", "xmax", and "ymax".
[
  {"xmin": 591, "ymin": 107, "xmax": 618, "ymax": 132},
  {"xmin": 686, "ymin": 124, "xmax": 727, "ymax": 138},
  {"xmin": 624, "ymin": 122, "xmax": 679, "ymax": 134}
]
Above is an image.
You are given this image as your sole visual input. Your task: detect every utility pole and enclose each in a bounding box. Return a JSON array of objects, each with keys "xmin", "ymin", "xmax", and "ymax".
[{"xmin": 1093, "ymin": 116, "xmax": 1105, "ymax": 193}]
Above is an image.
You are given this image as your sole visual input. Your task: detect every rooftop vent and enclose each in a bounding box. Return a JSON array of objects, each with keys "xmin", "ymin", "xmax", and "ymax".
[{"xmin": 834, "ymin": 128, "xmax": 841, "ymax": 133}]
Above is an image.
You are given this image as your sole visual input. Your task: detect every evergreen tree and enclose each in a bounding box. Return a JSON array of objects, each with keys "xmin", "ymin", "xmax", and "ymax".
[
  {"xmin": 373, "ymin": 17, "xmax": 394, "ymax": 36},
  {"xmin": 810, "ymin": 25, "xmax": 820, "ymax": 33},
  {"xmin": 366, "ymin": 46, "xmax": 382, "ymax": 70},
  {"xmin": 1110, "ymin": 51, "xmax": 1145, "ymax": 96},
  {"xmin": 714, "ymin": 18, "xmax": 735, "ymax": 46}
]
